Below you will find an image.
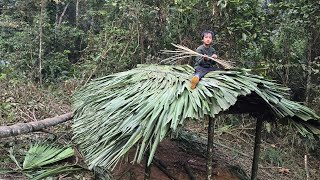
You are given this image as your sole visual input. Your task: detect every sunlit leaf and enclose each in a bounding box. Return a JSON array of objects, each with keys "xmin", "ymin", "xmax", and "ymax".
[{"xmin": 23, "ymin": 144, "xmax": 74, "ymax": 170}]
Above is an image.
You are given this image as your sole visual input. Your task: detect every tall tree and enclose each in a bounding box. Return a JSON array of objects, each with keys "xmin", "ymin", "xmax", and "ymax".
[{"xmin": 38, "ymin": 0, "xmax": 46, "ymax": 85}]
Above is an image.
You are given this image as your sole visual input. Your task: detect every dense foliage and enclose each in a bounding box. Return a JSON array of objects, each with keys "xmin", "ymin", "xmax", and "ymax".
[
  {"xmin": 0, "ymin": 0, "xmax": 319, "ymax": 108},
  {"xmin": 0, "ymin": 1, "xmax": 319, "ymax": 179}
]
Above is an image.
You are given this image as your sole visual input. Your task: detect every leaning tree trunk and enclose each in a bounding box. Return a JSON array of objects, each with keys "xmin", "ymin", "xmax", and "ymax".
[{"xmin": 0, "ymin": 112, "xmax": 73, "ymax": 138}]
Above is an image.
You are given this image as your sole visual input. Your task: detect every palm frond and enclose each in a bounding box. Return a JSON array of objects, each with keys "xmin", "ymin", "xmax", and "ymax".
[
  {"xmin": 161, "ymin": 44, "xmax": 235, "ymax": 69},
  {"xmin": 72, "ymin": 64, "xmax": 320, "ymax": 171},
  {"xmin": 31, "ymin": 165, "xmax": 82, "ymax": 180},
  {"xmin": 23, "ymin": 144, "xmax": 74, "ymax": 170}
]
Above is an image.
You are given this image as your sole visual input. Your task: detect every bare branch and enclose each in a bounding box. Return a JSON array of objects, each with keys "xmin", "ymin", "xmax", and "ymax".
[{"xmin": 58, "ymin": 2, "xmax": 70, "ymax": 26}]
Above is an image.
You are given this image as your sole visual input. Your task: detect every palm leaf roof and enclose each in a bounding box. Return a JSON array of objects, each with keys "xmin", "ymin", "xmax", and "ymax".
[{"xmin": 72, "ymin": 64, "xmax": 320, "ymax": 170}]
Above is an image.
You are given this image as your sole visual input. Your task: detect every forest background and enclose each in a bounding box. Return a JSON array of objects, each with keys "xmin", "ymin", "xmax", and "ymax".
[{"xmin": 0, "ymin": 0, "xmax": 319, "ymax": 179}]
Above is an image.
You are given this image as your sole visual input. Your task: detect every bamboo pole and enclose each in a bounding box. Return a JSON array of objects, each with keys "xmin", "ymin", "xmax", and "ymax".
[
  {"xmin": 304, "ymin": 155, "xmax": 310, "ymax": 180},
  {"xmin": 206, "ymin": 116, "xmax": 215, "ymax": 180},
  {"xmin": 153, "ymin": 160, "xmax": 178, "ymax": 180},
  {"xmin": 251, "ymin": 119, "xmax": 263, "ymax": 180}
]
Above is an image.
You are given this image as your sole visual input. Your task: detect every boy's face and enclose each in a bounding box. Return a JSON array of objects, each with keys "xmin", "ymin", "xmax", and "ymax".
[{"xmin": 202, "ymin": 33, "xmax": 213, "ymax": 45}]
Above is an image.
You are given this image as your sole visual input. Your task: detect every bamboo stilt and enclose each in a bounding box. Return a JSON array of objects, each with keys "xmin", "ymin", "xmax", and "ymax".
[
  {"xmin": 206, "ymin": 116, "xmax": 215, "ymax": 180},
  {"xmin": 251, "ymin": 119, "xmax": 263, "ymax": 180}
]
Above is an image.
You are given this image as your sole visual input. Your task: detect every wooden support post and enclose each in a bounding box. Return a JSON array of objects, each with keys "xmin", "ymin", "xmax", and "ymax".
[
  {"xmin": 304, "ymin": 155, "xmax": 310, "ymax": 180},
  {"xmin": 251, "ymin": 119, "xmax": 263, "ymax": 180},
  {"xmin": 144, "ymin": 150, "xmax": 151, "ymax": 180},
  {"xmin": 206, "ymin": 116, "xmax": 215, "ymax": 180}
]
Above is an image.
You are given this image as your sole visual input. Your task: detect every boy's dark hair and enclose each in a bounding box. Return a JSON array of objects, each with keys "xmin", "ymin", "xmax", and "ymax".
[{"xmin": 201, "ymin": 30, "xmax": 214, "ymax": 39}]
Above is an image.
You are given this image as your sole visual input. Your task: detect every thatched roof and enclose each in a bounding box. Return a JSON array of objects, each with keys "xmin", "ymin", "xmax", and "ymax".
[{"xmin": 72, "ymin": 64, "xmax": 320, "ymax": 170}]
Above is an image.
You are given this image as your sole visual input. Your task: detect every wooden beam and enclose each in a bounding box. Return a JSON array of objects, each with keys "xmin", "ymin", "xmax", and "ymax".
[
  {"xmin": 251, "ymin": 119, "xmax": 263, "ymax": 180},
  {"xmin": 0, "ymin": 112, "xmax": 73, "ymax": 138}
]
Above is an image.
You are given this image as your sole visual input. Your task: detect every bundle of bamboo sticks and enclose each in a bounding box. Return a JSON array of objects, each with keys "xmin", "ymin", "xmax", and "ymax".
[{"xmin": 161, "ymin": 44, "xmax": 234, "ymax": 69}]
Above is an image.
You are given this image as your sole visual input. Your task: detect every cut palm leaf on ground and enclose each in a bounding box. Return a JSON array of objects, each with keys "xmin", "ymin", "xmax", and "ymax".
[
  {"xmin": 23, "ymin": 144, "xmax": 74, "ymax": 169},
  {"xmin": 31, "ymin": 165, "xmax": 82, "ymax": 180}
]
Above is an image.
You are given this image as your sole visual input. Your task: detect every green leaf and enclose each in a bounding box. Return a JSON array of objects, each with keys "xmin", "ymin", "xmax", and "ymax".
[
  {"xmin": 31, "ymin": 165, "xmax": 82, "ymax": 180},
  {"xmin": 23, "ymin": 144, "xmax": 74, "ymax": 170}
]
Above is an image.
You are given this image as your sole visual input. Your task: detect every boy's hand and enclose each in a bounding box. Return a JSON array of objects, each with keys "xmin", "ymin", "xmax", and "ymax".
[
  {"xmin": 212, "ymin": 54, "xmax": 218, "ymax": 59},
  {"xmin": 203, "ymin": 55, "xmax": 209, "ymax": 61}
]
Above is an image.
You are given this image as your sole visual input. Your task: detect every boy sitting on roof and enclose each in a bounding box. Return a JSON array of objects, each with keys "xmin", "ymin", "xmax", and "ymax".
[{"xmin": 191, "ymin": 30, "xmax": 219, "ymax": 89}]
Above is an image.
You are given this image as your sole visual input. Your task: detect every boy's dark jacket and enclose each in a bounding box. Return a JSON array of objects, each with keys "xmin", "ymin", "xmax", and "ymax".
[{"xmin": 194, "ymin": 45, "xmax": 217, "ymax": 68}]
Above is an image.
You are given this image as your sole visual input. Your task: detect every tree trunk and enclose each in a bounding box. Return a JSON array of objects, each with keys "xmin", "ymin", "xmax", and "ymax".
[
  {"xmin": 284, "ymin": 42, "xmax": 290, "ymax": 86},
  {"xmin": 58, "ymin": 2, "xmax": 70, "ymax": 26},
  {"xmin": 76, "ymin": 0, "xmax": 79, "ymax": 26},
  {"xmin": 54, "ymin": 2, "xmax": 58, "ymax": 40},
  {"xmin": 251, "ymin": 119, "xmax": 263, "ymax": 180},
  {"xmin": 206, "ymin": 116, "xmax": 215, "ymax": 180},
  {"xmin": 0, "ymin": 112, "xmax": 73, "ymax": 138},
  {"xmin": 140, "ymin": 35, "xmax": 145, "ymax": 64},
  {"xmin": 38, "ymin": 0, "xmax": 45, "ymax": 85},
  {"xmin": 305, "ymin": 43, "xmax": 312, "ymax": 106}
]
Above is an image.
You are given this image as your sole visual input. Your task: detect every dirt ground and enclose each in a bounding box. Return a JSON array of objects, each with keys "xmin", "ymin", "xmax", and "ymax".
[
  {"xmin": 1, "ymin": 120, "xmax": 319, "ymax": 180},
  {"xmin": 112, "ymin": 119, "xmax": 320, "ymax": 180},
  {"xmin": 113, "ymin": 139, "xmax": 244, "ymax": 180},
  {"xmin": 1, "ymin": 129, "xmax": 319, "ymax": 180}
]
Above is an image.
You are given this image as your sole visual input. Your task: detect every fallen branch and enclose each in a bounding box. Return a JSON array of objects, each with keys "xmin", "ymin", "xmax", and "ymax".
[
  {"xmin": 154, "ymin": 157, "xmax": 168, "ymax": 169},
  {"xmin": 116, "ymin": 166, "xmax": 133, "ymax": 180},
  {"xmin": 153, "ymin": 159, "xmax": 178, "ymax": 180},
  {"xmin": 183, "ymin": 163, "xmax": 196, "ymax": 180},
  {"xmin": 0, "ymin": 112, "xmax": 73, "ymax": 138}
]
